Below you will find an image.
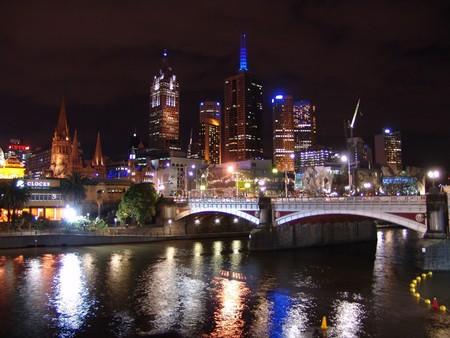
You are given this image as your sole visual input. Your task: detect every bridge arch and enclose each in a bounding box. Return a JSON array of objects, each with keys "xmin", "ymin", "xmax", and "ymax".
[
  {"xmin": 176, "ymin": 208, "xmax": 260, "ymax": 225},
  {"xmin": 276, "ymin": 209, "xmax": 426, "ymax": 234}
]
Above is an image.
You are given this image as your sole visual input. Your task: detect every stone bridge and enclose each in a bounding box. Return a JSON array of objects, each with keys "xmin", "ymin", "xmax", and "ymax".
[{"xmin": 174, "ymin": 195, "xmax": 428, "ymax": 233}]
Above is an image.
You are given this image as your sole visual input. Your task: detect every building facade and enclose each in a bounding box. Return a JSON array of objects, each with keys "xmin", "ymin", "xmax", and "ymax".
[
  {"xmin": 149, "ymin": 50, "xmax": 180, "ymax": 152},
  {"xmin": 293, "ymin": 100, "xmax": 317, "ymax": 152},
  {"xmin": 223, "ymin": 35, "xmax": 263, "ymax": 162},
  {"xmin": 272, "ymin": 95, "xmax": 295, "ymax": 172},
  {"xmin": 375, "ymin": 128, "xmax": 402, "ymax": 170},
  {"xmin": 199, "ymin": 101, "xmax": 221, "ymax": 164}
]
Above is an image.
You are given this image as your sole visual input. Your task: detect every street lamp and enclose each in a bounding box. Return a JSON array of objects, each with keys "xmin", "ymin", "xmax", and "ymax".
[
  {"xmin": 227, "ymin": 165, "xmax": 238, "ymax": 198},
  {"xmin": 285, "ymin": 153, "xmax": 295, "ymax": 198},
  {"xmin": 427, "ymin": 170, "xmax": 440, "ymax": 193},
  {"xmin": 341, "ymin": 154, "xmax": 352, "ymax": 193},
  {"xmin": 114, "ymin": 217, "xmax": 117, "ymax": 235},
  {"xmin": 185, "ymin": 164, "xmax": 196, "ymax": 198}
]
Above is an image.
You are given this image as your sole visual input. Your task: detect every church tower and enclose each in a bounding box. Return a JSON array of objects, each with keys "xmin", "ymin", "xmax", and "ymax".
[
  {"xmin": 91, "ymin": 132, "xmax": 106, "ymax": 178},
  {"xmin": 69, "ymin": 130, "xmax": 83, "ymax": 173},
  {"xmin": 50, "ymin": 98, "xmax": 72, "ymax": 177}
]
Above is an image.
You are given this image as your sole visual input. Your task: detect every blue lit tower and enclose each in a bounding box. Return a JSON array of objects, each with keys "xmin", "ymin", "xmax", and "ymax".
[
  {"xmin": 223, "ymin": 35, "xmax": 263, "ymax": 162},
  {"xmin": 149, "ymin": 50, "xmax": 180, "ymax": 152}
]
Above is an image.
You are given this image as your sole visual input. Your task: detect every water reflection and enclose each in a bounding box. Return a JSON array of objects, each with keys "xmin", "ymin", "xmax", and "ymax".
[
  {"xmin": 208, "ymin": 277, "xmax": 249, "ymax": 337},
  {"xmin": 51, "ymin": 253, "xmax": 93, "ymax": 337},
  {"xmin": 330, "ymin": 297, "xmax": 366, "ymax": 337},
  {"xmin": 1, "ymin": 230, "xmax": 450, "ymax": 337},
  {"xmin": 137, "ymin": 245, "xmax": 207, "ymax": 336}
]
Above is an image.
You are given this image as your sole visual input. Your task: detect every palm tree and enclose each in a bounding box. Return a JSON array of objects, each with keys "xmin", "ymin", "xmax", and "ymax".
[
  {"xmin": 0, "ymin": 179, "xmax": 32, "ymax": 223},
  {"xmin": 60, "ymin": 172, "xmax": 88, "ymax": 215}
]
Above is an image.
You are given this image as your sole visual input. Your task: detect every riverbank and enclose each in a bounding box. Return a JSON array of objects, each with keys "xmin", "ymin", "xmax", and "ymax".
[{"xmin": 0, "ymin": 230, "xmax": 250, "ymax": 250}]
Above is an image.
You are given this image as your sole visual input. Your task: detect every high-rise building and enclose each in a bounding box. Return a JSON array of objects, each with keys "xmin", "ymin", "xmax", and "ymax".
[
  {"xmin": 149, "ymin": 50, "xmax": 180, "ymax": 152},
  {"xmin": 223, "ymin": 35, "xmax": 263, "ymax": 162},
  {"xmin": 375, "ymin": 128, "xmax": 402, "ymax": 169},
  {"xmin": 199, "ymin": 101, "xmax": 221, "ymax": 164},
  {"xmin": 272, "ymin": 95, "xmax": 295, "ymax": 172},
  {"xmin": 293, "ymin": 100, "xmax": 316, "ymax": 152}
]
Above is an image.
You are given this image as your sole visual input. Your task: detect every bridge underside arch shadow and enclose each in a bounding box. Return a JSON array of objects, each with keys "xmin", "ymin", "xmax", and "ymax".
[
  {"xmin": 176, "ymin": 208, "xmax": 260, "ymax": 225},
  {"xmin": 276, "ymin": 210, "xmax": 426, "ymax": 234}
]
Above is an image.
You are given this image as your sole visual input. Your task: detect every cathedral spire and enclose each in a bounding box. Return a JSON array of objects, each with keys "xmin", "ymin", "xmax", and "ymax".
[
  {"xmin": 70, "ymin": 130, "xmax": 82, "ymax": 173},
  {"xmin": 92, "ymin": 132, "xmax": 104, "ymax": 167},
  {"xmin": 55, "ymin": 97, "xmax": 70, "ymax": 140},
  {"xmin": 239, "ymin": 34, "xmax": 248, "ymax": 71}
]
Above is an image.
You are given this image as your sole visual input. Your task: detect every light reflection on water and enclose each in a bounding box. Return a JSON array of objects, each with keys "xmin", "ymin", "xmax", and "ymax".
[
  {"xmin": 0, "ymin": 229, "xmax": 450, "ymax": 337},
  {"xmin": 51, "ymin": 253, "xmax": 94, "ymax": 337}
]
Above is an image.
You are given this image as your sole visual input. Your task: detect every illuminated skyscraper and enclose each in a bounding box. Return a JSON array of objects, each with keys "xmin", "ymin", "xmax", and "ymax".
[
  {"xmin": 272, "ymin": 95, "xmax": 295, "ymax": 172},
  {"xmin": 149, "ymin": 50, "xmax": 180, "ymax": 152},
  {"xmin": 293, "ymin": 100, "xmax": 316, "ymax": 152},
  {"xmin": 199, "ymin": 101, "xmax": 221, "ymax": 164},
  {"xmin": 223, "ymin": 35, "xmax": 263, "ymax": 162},
  {"xmin": 375, "ymin": 128, "xmax": 402, "ymax": 169}
]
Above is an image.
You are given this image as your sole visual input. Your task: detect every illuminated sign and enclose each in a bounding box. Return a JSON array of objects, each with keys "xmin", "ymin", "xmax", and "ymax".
[
  {"xmin": 23, "ymin": 179, "xmax": 60, "ymax": 189},
  {"xmin": 8, "ymin": 144, "xmax": 30, "ymax": 151}
]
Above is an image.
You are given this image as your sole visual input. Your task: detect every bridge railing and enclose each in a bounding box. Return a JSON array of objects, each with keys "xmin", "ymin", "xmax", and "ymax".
[
  {"xmin": 181, "ymin": 198, "xmax": 260, "ymax": 210},
  {"xmin": 273, "ymin": 195, "xmax": 426, "ymax": 204}
]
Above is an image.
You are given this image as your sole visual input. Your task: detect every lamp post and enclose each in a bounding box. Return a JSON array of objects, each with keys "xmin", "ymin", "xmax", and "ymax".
[
  {"xmin": 114, "ymin": 217, "xmax": 117, "ymax": 235},
  {"xmin": 427, "ymin": 170, "xmax": 440, "ymax": 193},
  {"xmin": 227, "ymin": 165, "xmax": 238, "ymax": 198},
  {"xmin": 341, "ymin": 154, "xmax": 352, "ymax": 193},
  {"xmin": 284, "ymin": 153, "xmax": 295, "ymax": 198},
  {"xmin": 185, "ymin": 164, "xmax": 196, "ymax": 198}
]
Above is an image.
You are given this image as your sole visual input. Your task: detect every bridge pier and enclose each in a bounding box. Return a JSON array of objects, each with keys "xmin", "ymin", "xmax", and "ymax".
[
  {"xmin": 160, "ymin": 198, "xmax": 186, "ymax": 235},
  {"xmin": 418, "ymin": 192, "xmax": 450, "ymax": 271},
  {"xmin": 249, "ymin": 216, "xmax": 377, "ymax": 251}
]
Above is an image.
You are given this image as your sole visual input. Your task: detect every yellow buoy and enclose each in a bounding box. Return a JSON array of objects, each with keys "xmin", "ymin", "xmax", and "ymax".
[
  {"xmin": 439, "ymin": 305, "xmax": 446, "ymax": 311},
  {"xmin": 415, "ymin": 293, "xmax": 420, "ymax": 298},
  {"xmin": 410, "ymin": 288, "xmax": 416, "ymax": 293},
  {"xmin": 321, "ymin": 316, "xmax": 328, "ymax": 330},
  {"xmin": 416, "ymin": 276, "xmax": 421, "ymax": 282},
  {"xmin": 421, "ymin": 273, "xmax": 426, "ymax": 279},
  {"xmin": 424, "ymin": 299, "xmax": 431, "ymax": 304},
  {"xmin": 410, "ymin": 283, "xmax": 416, "ymax": 288},
  {"xmin": 412, "ymin": 280, "xmax": 417, "ymax": 285},
  {"xmin": 428, "ymin": 271, "xmax": 433, "ymax": 276}
]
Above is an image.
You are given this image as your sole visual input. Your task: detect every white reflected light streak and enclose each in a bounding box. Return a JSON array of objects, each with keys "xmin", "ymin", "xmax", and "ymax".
[
  {"xmin": 53, "ymin": 253, "xmax": 91, "ymax": 335},
  {"xmin": 331, "ymin": 299, "xmax": 365, "ymax": 337}
]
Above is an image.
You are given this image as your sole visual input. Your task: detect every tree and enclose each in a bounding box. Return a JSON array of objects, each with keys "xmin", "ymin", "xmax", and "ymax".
[
  {"xmin": 116, "ymin": 183, "xmax": 159, "ymax": 226},
  {"xmin": 0, "ymin": 179, "xmax": 31, "ymax": 223},
  {"xmin": 60, "ymin": 172, "xmax": 88, "ymax": 214}
]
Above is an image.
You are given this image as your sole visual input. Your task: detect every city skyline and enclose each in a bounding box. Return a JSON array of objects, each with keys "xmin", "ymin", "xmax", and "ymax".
[{"xmin": 0, "ymin": 1, "xmax": 449, "ymax": 176}]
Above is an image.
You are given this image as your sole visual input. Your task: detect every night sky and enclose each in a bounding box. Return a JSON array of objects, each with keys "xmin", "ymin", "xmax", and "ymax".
[{"xmin": 1, "ymin": 1, "xmax": 449, "ymax": 178}]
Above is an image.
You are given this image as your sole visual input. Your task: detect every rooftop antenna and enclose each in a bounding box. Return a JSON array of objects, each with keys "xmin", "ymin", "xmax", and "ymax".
[{"xmin": 239, "ymin": 34, "xmax": 248, "ymax": 71}]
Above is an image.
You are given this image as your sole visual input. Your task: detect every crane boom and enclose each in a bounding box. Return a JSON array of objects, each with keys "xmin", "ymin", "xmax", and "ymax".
[{"xmin": 349, "ymin": 98, "xmax": 360, "ymax": 138}]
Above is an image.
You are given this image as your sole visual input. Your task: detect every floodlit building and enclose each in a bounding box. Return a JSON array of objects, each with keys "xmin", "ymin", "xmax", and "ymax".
[
  {"xmin": 272, "ymin": 95, "xmax": 295, "ymax": 172},
  {"xmin": 375, "ymin": 128, "xmax": 402, "ymax": 170},
  {"xmin": 149, "ymin": 50, "xmax": 180, "ymax": 152},
  {"xmin": 199, "ymin": 101, "xmax": 221, "ymax": 164},
  {"xmin": 293, "ymin": 100, "xmax": 316, "ymax": 152}
]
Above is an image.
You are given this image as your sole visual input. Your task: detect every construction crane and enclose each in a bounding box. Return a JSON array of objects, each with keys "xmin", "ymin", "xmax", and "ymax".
[{"xmin": 344, "ymin": 98, "xmax": 361, "ymax": 140}]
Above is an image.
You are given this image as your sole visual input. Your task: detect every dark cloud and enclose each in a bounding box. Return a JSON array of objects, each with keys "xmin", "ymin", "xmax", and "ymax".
[{"xmin": 0, "ymin": 0, "xmax": 449, "ymax": 176}]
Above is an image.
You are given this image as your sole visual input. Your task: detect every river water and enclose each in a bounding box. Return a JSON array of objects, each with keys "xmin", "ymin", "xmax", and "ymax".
[{"xmin": 0, "ymin": 228, "xmax": 449, "ymax": 338}]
